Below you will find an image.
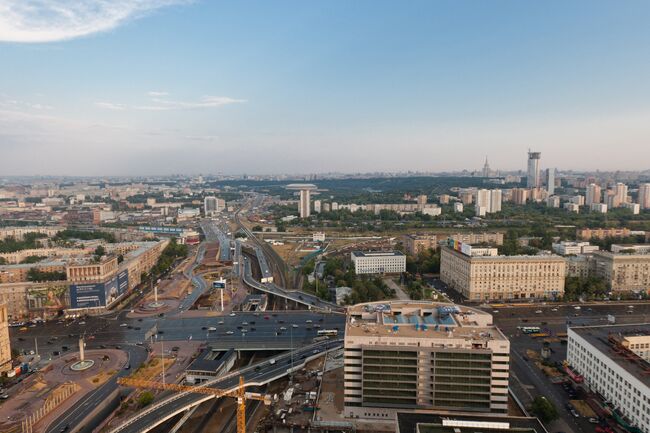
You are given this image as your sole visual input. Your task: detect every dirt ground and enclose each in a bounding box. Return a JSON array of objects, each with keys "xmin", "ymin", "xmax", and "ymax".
[{"xmin": 571, "ymin": 399, "xmax": 597, "ymax": 418}]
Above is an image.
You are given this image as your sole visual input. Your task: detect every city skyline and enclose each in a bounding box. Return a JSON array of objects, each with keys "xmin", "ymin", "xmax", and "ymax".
[{"xmin": 2, "ymin": 1, "xmax": 650, "ymax": 175}]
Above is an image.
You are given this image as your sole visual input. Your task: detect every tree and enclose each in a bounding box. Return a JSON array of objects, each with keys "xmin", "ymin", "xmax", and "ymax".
[
  {"xmin": 94, "ymin": 245, "xmax": 106, "ymax": 261},
  {"xmin": 138, "ymin": 391, "xmax": 155, "ymax": 407},
  {"xmin": 252, "ymin": 225, "xmax": 263, "ymax": 232},
  {"xmin": 117, "ymin": 254, "xmax": 124, "ymax": 264},
  {"xmin": 531, "ymin": 396, "xmax": 558, "ymax": 423}
]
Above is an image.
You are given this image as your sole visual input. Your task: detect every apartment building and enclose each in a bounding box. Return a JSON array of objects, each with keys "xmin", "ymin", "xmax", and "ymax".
[
  {"xmin": 591, "ymin": 251, "xmax": 650, "ymax": 294},
  {"xmin": 344, "ymin": 301, "xmax": 510, "ymax": 419},
  {"xmin": 403, "ymin": 234, "xmax": 437, "ymax": 255},
  {"xmin": 448, "ymin": 232, "xmax": 504, "ymax": 246},
  {"xmin": 567, "ymin": 324, "xmax": 650, "ymax": 433},
  {"xmin": 0, "ymin": 261, "xmax": 66, "ymax": 283},
  {"xmin": 577, "ymin": 228, "xmax": 631, "ymax": 241},
  {"xmin": 440, "ymin": 242, "xmax": 565, "ymax": 301},
  {"xmin": 351, "ymin": 251, "xmax": 406, "ymax": 275}
]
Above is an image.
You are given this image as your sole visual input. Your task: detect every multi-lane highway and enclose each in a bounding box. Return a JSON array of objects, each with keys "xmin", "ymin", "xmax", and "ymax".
[{"xmin": 107, "ymin": 339, "xmax": 343, "ymax": 433}]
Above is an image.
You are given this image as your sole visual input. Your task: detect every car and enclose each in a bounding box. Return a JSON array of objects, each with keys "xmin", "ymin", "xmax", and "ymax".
[
  {"xmin": 158, "ymin": 313, "xmax": 165, "ymax": 317},
  {"xmin": 570, "ymin": 409, "xmax": 580, "ymax": 418},
  {"xmin": 226, "ymin": 331, "xmax": 234, "ymax": 335},
  {"xmin": 202, "ymin": 326, "xmax": 208, "ymax": 330},
  {"xmin": 574, "ymin": 306, "xmax": 581, "ymax": 310},
  {"xmin": 535, "ymin": 310, "xmax": 542, "ymax": 314},
  {"xmin": 551, "ymin": 308, "xmax": 558, "ymax": 312},
  {"xmin": 136, "ymin": 342, "xmax": 144, "ymax": 346},
  {"xmin": 78, "ymin": 321, "xmax": 86, "ymax": 325},
  {"xmin": 138, "ymin": 318, "xmax": 143, "ymax": 322},
  {"xmin": 58, "ymin": 425, "xmax": 69, "ymax": 432},
  {"xmin": 127, "ymin": 325, "xmax": 133, "ymax": 329},
  {"xmin": 208, "ymin": 327, "xmax": 217, "ymax": 332},
  {"xmin": 99, "ymin": 345, "xmax": 106, "ymax": 349},
  {"xmin": 124, "ymin": 364, "xmax": 131, "ymax": 370},
  {"xmin": 251, "ymin": 327, "xmax": 256, "ymax": 331},
  {"xmin": 264, "ymin": 316, "xmax": 270, "ymax": 320},
  {"xmin": 280, "ymin": 326, "xmax": 287, "ymax": 331},
  {"xmin": 278, "ymin": 320, "xmax": 285, "ymax": 324},
  {"xmin": 135, "ymin": 327, "xmax": 141, "ymax": 330},
  {"xmin": 292, "ymin": 324, "xmax": 299, "ymax": 328},
  {"xmin": 47, "ymin": 341, "xmax": 53, "ymax": 345},
  {"xmin": 115, "ymin": 345, "xmax": 121, "ymax": 349},
  {"xmin": 120, "ymin": 323, "xmax": 128, "ymax": 327},
  {"xmin": 242, "ymin": 322, "xmax": 248, "ymax": 326},
  {"xmin": 17, "ymin": 337, "xmax": 24, "ymax": 342},
  {"xmin": 254, "ymin": 366, "xmax": 261, "ymax": 372},
  {"xmin": 305, "ymin": 319, "xmax": 313, "ymax": 323},
  {"xmin": 62, "ymin": 346, "xmax": 69, "ymax": 351},
  {"xmin": 492, "ymin": 310, "xmax": 499, "ymax": 313},
  {"xmin": 218, "ymin": 321, "xmax": 224, "ymax": 325},
  {"xmin": 52, "ymin": 351, "xmax": 60, "ymax": 356},
  {"xmin": 158, "ymin": 330, "xmax": 164, "ymax": 334},
  {"xmin": 229, "ymin": 313, "xmax": 236, "ymax": 317},
  {"xmin": 588, "ymin": 418, "xmax": 599, "ymax": 424},
  {"xmin": 314, "ymin": 324, "xmax": 321, "ymax": 328}
]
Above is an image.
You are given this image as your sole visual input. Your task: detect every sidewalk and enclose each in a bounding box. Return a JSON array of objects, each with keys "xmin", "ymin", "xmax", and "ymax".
[{"xmin": 383, "ymin": 278, "xmax": 410, "ymax": 300}]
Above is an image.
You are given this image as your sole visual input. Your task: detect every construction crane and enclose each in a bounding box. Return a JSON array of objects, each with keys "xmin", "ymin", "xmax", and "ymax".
[{"xmin": 117, "ymin": 376, "xmax": 271, "ymax": 433}]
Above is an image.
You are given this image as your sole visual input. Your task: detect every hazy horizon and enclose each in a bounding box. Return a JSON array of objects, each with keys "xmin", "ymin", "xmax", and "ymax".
[{"xmin": 2, "ymin": 1, "xmax": 650, "ymax": 176}]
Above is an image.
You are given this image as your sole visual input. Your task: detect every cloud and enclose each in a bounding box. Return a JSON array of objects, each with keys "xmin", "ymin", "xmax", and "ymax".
[
  {"xmin": 135, "ymin": 95, "xmax": 247, "ymax": 111},
  {"xmin": 0, "ymin": 0, "xmax": 191, "ymax": 43},
  {"xmin": 147, "ymin": 91, "xmax": 169, "ymax": 97},
  {"xmin": 94, "ymin": 101, "xmax": 127, "ymax": 111},
  {"xmin": 0, "ymin": 96, "xmax": 52, "ymax": 110}
]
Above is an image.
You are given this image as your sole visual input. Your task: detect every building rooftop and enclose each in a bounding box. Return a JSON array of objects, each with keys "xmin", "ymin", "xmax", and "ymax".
[
  {"xmin": 351, "ymin": 250, "xmax": 405, "ymax": 258},
  {"xmin": 186, "ymin": 348, "xmax": 234, "ymax": 374},
  {"xmin": 443, "ymin": 246, "xmax": 564, "ymax": 262},
  {"xmin": 346, "ymin": 301, "xmax": 506, "ymax": 341},
  {"xmin": 397, "ymin": 412, "xmax": 548, "ymax": 433},
  {"xmin": 570, "ymin": 323, "xmax": 650, "ymax": 388}
]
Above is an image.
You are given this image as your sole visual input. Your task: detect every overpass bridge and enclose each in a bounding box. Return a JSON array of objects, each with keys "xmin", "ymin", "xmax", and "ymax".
[{"xmin": 107, "ymin": 339, "xmax": 342, "ymax": 433}]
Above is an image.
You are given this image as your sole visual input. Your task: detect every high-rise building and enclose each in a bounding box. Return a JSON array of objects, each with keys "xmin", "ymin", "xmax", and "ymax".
[
  {"xmin": 453, "ymin": 202, "xmax": 463, "ymax": 213},
  {"xmin": 585, "ymin": 183, "xmax": 601, "ymax": 206},
  {"xmin": 526, "ymin": 151, "xmax": 541, "ymax": 189},
  {"xmin": 545, "ymin": 168, "xmax": 556, "ymax": 195},
  {"xmin": 344, "ymin": 301, "xmax": 510, "ymax": 419},
  {"xmin": 638, "ymin": 183, "xmax": 650, "ymax": 209},
  {"xmin": 475, "ymin": 189, "xmax": 491, "ymax": 216},
  {"xmin": 614, "ymin": 182, "xmax": 628, "ymax": 206},
  {"xmin": 511, "ymin": 188, "xmax": 529, "ymax": 205},
  {"xmin": 482, "ymin": 156, "xmax": 491, "ymax": 177},
  {"xmin": 489, "ymin": 189, "xmax": 502, "ymax": 213},
  {"xmin": 286, "ymin": 183, "xmax": 317, "ymax": 218},
  {"xmin": 204, "ymin": 196, "xmax": 217, "ymax": 215},
  {"xmin": 314, "ymin": 200, "xmax": 321, "ymax": 213},
  {"xmin": 459, "ymin": 191, "xmax": 473, "ymax": 205},
  {"xmin": 438, "ymin": 194, "xmax": 450, "ymax": 204},
  {"xmin": 547, "ymin": 196, "xmax": 560, "ymax": 208}
]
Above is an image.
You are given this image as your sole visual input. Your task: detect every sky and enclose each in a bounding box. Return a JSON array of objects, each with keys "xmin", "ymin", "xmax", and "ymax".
[{"xmin": 1, "ymin": 0, "xmax": 650, "ymax": 176}]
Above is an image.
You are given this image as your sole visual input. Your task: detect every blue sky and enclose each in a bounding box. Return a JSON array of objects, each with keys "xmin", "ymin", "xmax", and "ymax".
[{"xmin": 1, "ymin": 0, "xmax": 650, "ymax": 175}]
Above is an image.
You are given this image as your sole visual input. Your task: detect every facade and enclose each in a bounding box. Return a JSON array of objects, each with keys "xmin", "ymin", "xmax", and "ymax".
[
  {"xmin": 567, "ymin": 324, "xmax": 650, "ymax": 433},
  {"xmin": 489, "ymin": 190, "xmax": 502, "ymax": 213},
  {"xmin": 0, "ymin": 305, "xmax": 10, "ymax": 372},
  {"xmin": 551, "ymin": 241, "xmax": 599, "ymax": 256},
  {"xmin": 0, "ymin": 226, "xmax": 63, "ymax": 241},
  {"xmin": 314, "ymin": 200, "xmax": 321, "ymax": 213},
  {"xmin": 448, "ymin": 232, "xmax": 504, "ymax": 246},
  {"xmin": 546, "ymin": 168, "xmax": 556, "ymax": 195},
  {"xmin": 590, "ymin": 203, "xmax": 608, "ymax": 213},
  {"xmin": 586, "ymin": 184, "xmax": 602, "ymax": 206},
  {"xmin": 638, "ymin": 183, "xmax": 650, "ymax": 209},
  {"xmin": 453, "ymin": 202, "xmax": 464, "ymax": 213},
  {"xmin": 565, "ymin": 255, "xmax": 592, "ymax": 278},
  {"xmin": 440, "ymin": 244, "xmax": 566, "ymax": 301},
  {"xmin": 204, "ymin": 196, "xmax": 218, "ymax": 215},
  {"xmin": 344, "ymin": 301, "xmax": 510, "ymax": 419},
  {"xmin": 511, "ymin": 188, "xmax": 528, "ymax": 205},
  {"xmin": 351, "ymin": 251, "xmax": 406, "ymax": 275},
  {"xmin": 547, "ymin": 196, "xmax": 560, "ymax": 208},
  {"xmin": 526, "ymin": 151, "xmax": 541, "ymax": 189},
  {"xmin": 621, "ymin": 202, "xmax": 640, "ymax": 215},
  {"xmin": 591, "ymin": 251, "xmax": 650, "ymax": 294},
  {"xmin": 577, "ymin": 227, "xmax": 631, "ymax": 240},
  {"xmin": 0, "ymin": 261, "xmax": 66, "ymax": 283},
  {"xmin": 403, "ymin": 234, "xmax": 437, "ymax": 255},
  {"xmin": 611, "ymin": 244, "xmax": 650, "ymax": 254}
]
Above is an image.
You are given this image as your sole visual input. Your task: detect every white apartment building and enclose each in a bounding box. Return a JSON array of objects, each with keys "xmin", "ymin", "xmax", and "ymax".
[
  {"xmin": 590, "ymin": 203, "xmax": 608, "ymax": 213},
  {"xmin": 344, "ymin": 301, "xmax": 510, "ymax": 419},
  {"xmin": 567, "ymin": 324, "xmax": 650, "ymax": 433},
  {"xmin": 638, "ymin": 183, "xmax": 650, "ymax": 209},
  {"xmin": 351, "ymin": 251, "xmax": 406, "ymax": 275},
  {"xmin": 552, "ymin": 241, "xmax": 599, "ymax": 256},
  {"xmin": 586, "ymin": 183, "xmax": 602, "ymax": 206}
]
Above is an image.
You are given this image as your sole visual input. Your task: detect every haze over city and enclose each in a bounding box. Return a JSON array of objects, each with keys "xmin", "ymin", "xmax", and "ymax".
[{"xmin": 2, "ymin": 0, "xmax": 650, "ymax": 175}]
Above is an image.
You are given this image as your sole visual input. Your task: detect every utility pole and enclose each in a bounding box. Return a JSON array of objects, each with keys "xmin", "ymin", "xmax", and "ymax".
[{"xmin": 161, "ymin": 336, "xmax": 165, "ymax": 386}]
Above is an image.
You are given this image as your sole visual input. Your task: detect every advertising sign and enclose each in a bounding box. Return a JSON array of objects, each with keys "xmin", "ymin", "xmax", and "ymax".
[
  {"xmin": 70, "ymin": 282, "xmax": 106, "ymax": 309},
  {"xmin": 117, "ymin": 269, "xmax": 129, "ymax": 295},
  {"xmin": 213, "ymin": 280, "xmax": 226, "ymax": 289}
]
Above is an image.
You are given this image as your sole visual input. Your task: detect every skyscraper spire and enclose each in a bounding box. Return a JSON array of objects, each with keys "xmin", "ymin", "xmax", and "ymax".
[{"xmin": 482, "ymin": 156, "xmax": 491, "ymax": 177}]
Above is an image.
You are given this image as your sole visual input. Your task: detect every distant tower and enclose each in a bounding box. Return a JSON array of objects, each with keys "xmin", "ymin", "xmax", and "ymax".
[
  {"xmin": 482, "ymin": 156, "xmax": 491, "ymax": 178},
  {"xmin": 286, "ymin": 184, "xmax": 317, "ymax": 218},
  {"xmin": 546, "ymin": 168, "xmax": 556, "ymax": 195},
  {"xmin": 527, "ymin": 151, "xmax": 541, "ymax": 189}
]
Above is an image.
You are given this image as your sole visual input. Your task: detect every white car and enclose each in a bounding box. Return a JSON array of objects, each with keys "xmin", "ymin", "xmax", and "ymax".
[
  {"xmin": 226, "ymin": 331, "xmax": 234, "ymax": 335},
  {"xmin": 229, "ymin": 313, "xmax": 236, "ymax": 317},
  {"xmin": 120, "ymin": 323, "xmax": 128, "ymax": 327},
  {"xmin": 208, "ymin": 327, "xmax": 217, "ymax": 332},
  {"xmin": 292, "ymin": 324, "xmax": 299, "ymax": 328},
  {"xmin": 535, "ymin": 310, "xmax": 542, "ymax": 314},
  {"xmin": 551, "ymin": 308, "xmax": 558, "ymax": 312}
]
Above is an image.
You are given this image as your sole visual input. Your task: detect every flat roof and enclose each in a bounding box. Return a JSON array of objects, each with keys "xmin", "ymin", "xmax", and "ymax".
[
  {"xmin": 346, "ymin": 301, "xmax": 506, "ymax": 342},
  {"xmin": 442, "ymin": 246, "xmax": 564, "ymax": 262},
  {"xmin": 186, "ymin": 348, "xmax": 234, "ymax": 373},
  {"xmin": 397, "ymin": 412, "xmax": 548, "ymax": 433},
  {"xmin": 570, "ymin": 323, "xmax": 650, "ymax": 388},
  {"xmin": 352, "ymin": 251, "xmax": 405, "ymax": 257}
]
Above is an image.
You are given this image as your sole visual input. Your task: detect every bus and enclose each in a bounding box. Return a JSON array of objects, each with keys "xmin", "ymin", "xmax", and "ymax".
[
  {"xmin": 317, "ymin": 329, "xmax": 338, "ymax": 337},
  {"xmin": 518, "ymin": 326, "xmax": 541, "ymax": 334}
]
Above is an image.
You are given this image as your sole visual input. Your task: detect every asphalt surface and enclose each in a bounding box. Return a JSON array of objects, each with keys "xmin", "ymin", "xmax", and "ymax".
[
  {"xmin": 45, "ymin": 344, "xmax": 148, "ymax": 433},
  {"xmin": 107, "ymin": 339, "xmax": 343, "ymax": 433}
]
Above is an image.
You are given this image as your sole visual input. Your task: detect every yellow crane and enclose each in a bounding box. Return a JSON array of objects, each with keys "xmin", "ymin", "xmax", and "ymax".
[{"xmin": 117, "ymin": 376, "xmax": 271, "ymax": 433}]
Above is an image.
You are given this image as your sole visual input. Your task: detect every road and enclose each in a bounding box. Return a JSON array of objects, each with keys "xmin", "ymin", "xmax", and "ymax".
[
  {"xmin": 45, "ymin": 344, "xmax": 148, "ymax": 433},
  {"xmin": 107, "ymin": 339, "xmax": 343, "ymax": 433}
]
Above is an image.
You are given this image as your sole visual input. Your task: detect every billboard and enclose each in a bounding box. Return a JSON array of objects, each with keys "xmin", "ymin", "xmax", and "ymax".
[
  {"xmin": 117, "ymin": 269, "xmax": 129, "ymax": 295},
  {"xmin": 70, "ymin": 282, "xmax": 107, "ymax": 309},
  {"xmin": 139, "ymin": 226, "xmax": 184, "ymax": 234},
  {"xmin": 213, "ymin": 280, "xmax": 226, "ymax": 289}
]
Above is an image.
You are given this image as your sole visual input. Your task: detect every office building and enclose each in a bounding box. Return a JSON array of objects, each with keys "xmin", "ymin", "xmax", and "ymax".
[
  {"xmin": 546, "ymin": 168, "xmax": 556, "ymax": 195},
  {"xmin": 591, "ymin": 251, "xmax": 650, "ymax": 293},
  {"xmin": 586, "ymin": 184, "xmax": 602, "ymax": 206},
  {"xmin": 511, "ymin": 188, "xmax": 528, "ymax": 205},
  {"xmin": 567, "ymin": 324, "xmax": 650, "ymax": 433},
  {"xmin": 403, "ymin": 234, "xmax": 437, "ymax": 255},
  {"xmin": 440, "ymin": 241, "xmax": 565, "ymax": 301},
  {"xmin": 344, "ymin": 301, "xmax": 510, "ymax": 419},
  {"xmin": 0, "ymin": 305, "xmax": 10, "ymax": 372},
  {"xmin": 526, "ymin": 151, "xmax": 541, "ymax": 189},
  {"xmin": 551, "ymin": 241, "xmax": 599, "ymax": 256},
  {"xmin": 351, "ymin": 251, "xmax": 406, "ymax": 275},
  {"xmin": 286, "ymin": 183, "xmax": 317, "ymax": 218},
  {"xmin": 638, "ymin": 183, "xmax": 650, "ymax": 209}
]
